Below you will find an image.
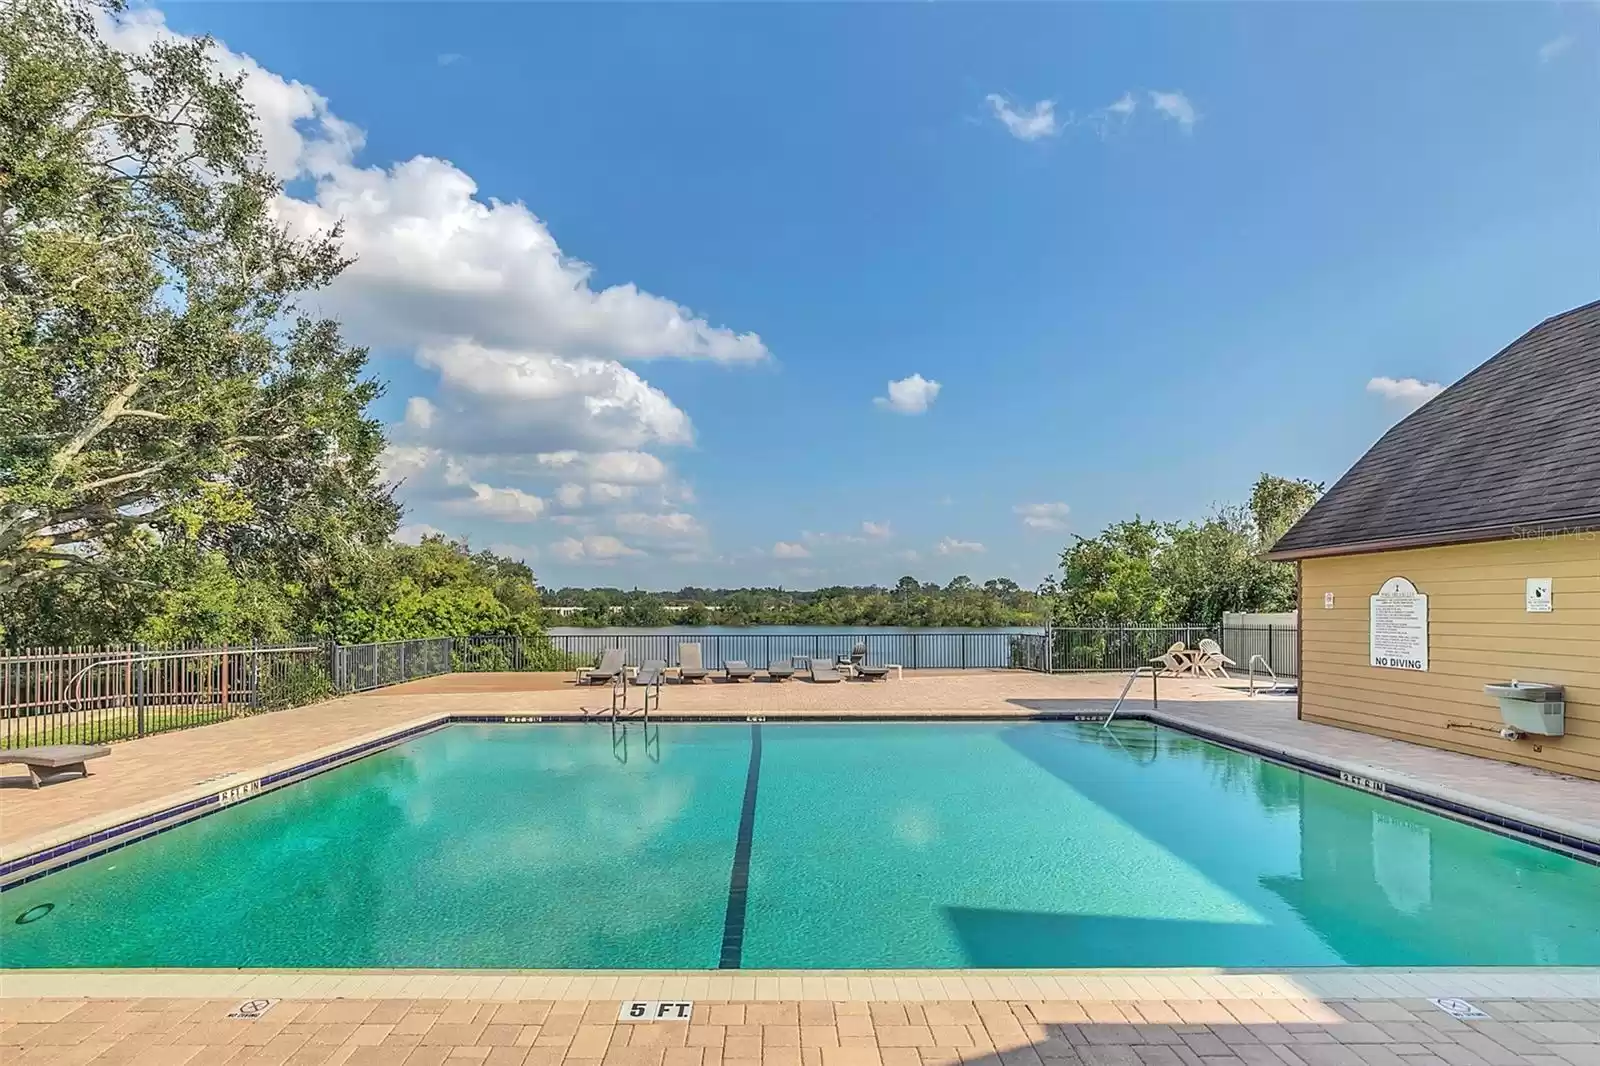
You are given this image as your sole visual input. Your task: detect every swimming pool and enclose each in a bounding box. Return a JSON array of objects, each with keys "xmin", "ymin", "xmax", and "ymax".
[{"xmin": 4, "ymin": 721, "xmax": 1597, "ymax": 969}]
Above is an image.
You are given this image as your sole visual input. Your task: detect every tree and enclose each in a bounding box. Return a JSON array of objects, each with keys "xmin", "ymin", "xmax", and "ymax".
[
  {"xmin": 1041, "ymin": 474, "xmax": 1322, "ymax": 627},
  {"xmin": 1051, "ymin": 519, "xmax": 1172, "ymax": 625},
  {"xmin": 1249, "ymin": 473, "xmax": 1323, "ymax": 548},
  {"xmin": 317, "ymin": 536, "xmax": 547, "ymax": 643},
  {"xmin": 0, "ymin": 0, "xmax": 395, "ymax": 602}
]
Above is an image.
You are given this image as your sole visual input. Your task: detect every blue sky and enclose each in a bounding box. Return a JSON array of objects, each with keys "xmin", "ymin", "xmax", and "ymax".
[{"xmin": 141, "ymin": 2, "xmax": 1599, "ymax": 589}]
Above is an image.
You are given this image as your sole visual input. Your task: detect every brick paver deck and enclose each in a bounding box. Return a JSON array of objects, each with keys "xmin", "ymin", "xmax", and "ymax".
[{"xmin": 3, "ymin": 993, "xmax": 1599, "ymax": 1066}]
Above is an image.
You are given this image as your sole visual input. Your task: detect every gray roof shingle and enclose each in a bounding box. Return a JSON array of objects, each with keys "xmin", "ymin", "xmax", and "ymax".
[{"xmin": 1268, "ymin": 300, "xmax": 1600, "ymax": 559}]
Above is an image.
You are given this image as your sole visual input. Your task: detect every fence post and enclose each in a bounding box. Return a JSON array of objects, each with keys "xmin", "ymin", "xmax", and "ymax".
[
  {"xmin": 1044, "ymin": 621, "xmax": 1053, "ymax": 674},
  {"xmin": 1267, "ymin": 624, "xmax": 1275, "ymax": 673},
  {"xmin": 135, "ymin": 654, "xmax": 146, "ymax": 738},
  {"xmin": 961, "ymin": 633, "xmax": 967, "ymax": 669}
]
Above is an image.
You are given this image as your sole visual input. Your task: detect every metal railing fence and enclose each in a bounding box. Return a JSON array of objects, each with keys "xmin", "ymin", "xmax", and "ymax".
[
  {"xmin": 1, "ymin": 643, "xmax": 329, "ymax": 749},
  {"xmin": 1, "ymin": 624, "xmax": 1299, "ymax": 748},
  {"xmin": 333, "ymin": 638, "xmax": 454, "ymax": 693},
  {"xmin": 1218, "ymin": 620, "xmax": 1298, "ymax": 679},
  {"xmin": 1045, "ymin": 625, "xmax": 1219, "ymax": 674},
  {"xmin": 537, "ymin": 630, "xmax": 1041, "ymax": 672}
]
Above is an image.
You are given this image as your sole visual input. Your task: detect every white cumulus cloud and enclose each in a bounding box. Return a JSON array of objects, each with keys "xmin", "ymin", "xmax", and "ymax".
[
  {"xmin": 1014, "ymin": 502, "xmax": 1071, "ymax": 531},
  {"xmin": 451, "ymin": 481, "xmax": 546, "ymax": 522},
  {"xmin": 861, "ymin": 521, "xmax": 892, "ymax": 540},
  {"xmin": 1539, "ymin": 35, "xmax": 1574, "ymax": 63},
  {"xmin": 874, "ymin": 373, "xmax": 942, "ymax": 415},
  {"xmin": 91, "ymin": 6, "xmax": 766, "ymax": 573},
  {"xmin": 1149, "ymin": 90, "xmax": 1199, "ymax": 132},
  {"xmin": 986, "ymin": 94, "xmax": 1060, "ymax": 141},
  {"xmin": 274, "ymin": 155, "xmax": 768, "ymax": 364},
  {"xmin": 936, "ymin": 537, "xmax": 986, "ymax": 556},
  {"xmin": 615, "ymin": 512, "xmax": 704, "ymax": 541},
  {"xmin": 550, "ymin": 535, "xmax": 642, "ymax": 563},
  {"xmin": 1367, "ymin": 376, "xmax": 1444, "ymax": 410},
  {"xmin": 1107, "ymin": 92, "xmax": 1138, "ymax": 117},
  {"xmin": 403, "ymin": 396, "xmax": 436, "ymax": 431},
  {"xmin": 534, "ymin": 450, "xmax": 668, "ymax": 484},
  {"xmin": 394, "ymin": 522, "xmax": 449, "ymax": 545},
  {"xmin": 771, "ymin": 541, "xmax": 811, "ymax": 559}
]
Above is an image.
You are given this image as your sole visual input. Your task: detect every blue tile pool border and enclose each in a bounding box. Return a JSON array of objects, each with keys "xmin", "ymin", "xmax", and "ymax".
[{"xmin": 4, "ymin": 711, "xmax": 1596, "ymax": 891}]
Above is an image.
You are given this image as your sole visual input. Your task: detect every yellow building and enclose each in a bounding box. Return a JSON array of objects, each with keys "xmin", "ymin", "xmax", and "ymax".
[{"xmin": 1269, "ymin": 301, "xmax": 1600, "ymax": 782}]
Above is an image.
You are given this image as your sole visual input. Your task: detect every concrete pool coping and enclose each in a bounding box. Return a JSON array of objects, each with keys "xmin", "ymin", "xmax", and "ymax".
[
  {"xmin": 4, "ymin": 967, "xmax": 1600, "ymax": 1003},
  {"xmin": 5, "ymin": 706, "xmax": 1597, "ymax": 889}
]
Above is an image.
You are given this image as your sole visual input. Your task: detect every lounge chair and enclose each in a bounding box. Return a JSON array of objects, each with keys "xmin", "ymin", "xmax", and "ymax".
[
  {"xmin": 844, "ymin": 640, "xmax": 890, "ymax": 681},
  {"xmin": 633, "ymin": 659, "xmax": 666, "ymax": 712},
  {"xmin": 579, "ymin": 647, "xmax": 627, "ymax": 685},
  {"xmin": 678, "ymin": 643, "xmax": 709, "ymax": 683},
  {"xmin": 808, "ymin": 655, "xmax": 843, "ymax": 683},
  {"xmin": 765, "ymin": 659, "xmax": 796, "ymax": 682},
  {"xmin": 633, "ymin": 659, "xmax": 667, "ymax": 686},
  {"xmin": 3, "ymin": 745, "xmax": 110, "ymax": 788},
  {"xmin": 723, "ymin": 660, "xmax": 756, "ymax": 682},
  {"xmin": 1195, "ymin": 639, "xmax": 1237, "ymax": 678}
]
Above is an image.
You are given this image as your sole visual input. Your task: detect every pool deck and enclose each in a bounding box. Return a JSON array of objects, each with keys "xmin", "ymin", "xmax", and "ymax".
[
  {"xmin": 4, "ymin": 671, "xmax": 1597, "ymax": 864},
  {"xmin": 3, "ymin": 986, "xmax": 1600, "ymax": 1066}
]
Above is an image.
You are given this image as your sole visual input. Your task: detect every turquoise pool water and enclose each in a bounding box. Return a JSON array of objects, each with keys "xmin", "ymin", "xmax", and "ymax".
[{"xmin": 4, "ymin": 721, "xmax": 1597, "ymax": 968}]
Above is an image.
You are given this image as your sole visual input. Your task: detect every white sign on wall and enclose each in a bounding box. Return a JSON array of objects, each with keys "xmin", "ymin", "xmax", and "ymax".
[
  {"xmin": 1324, "ymin": 592, "xmax": 1335, "ymax": 609},
  {"xmin": 1526, "ymin": 578, "xmax": 1553, "ymax": 613},
  {"xmin": 1370, "ymin": 577, "xmax": 1428, "ymax": 671}
]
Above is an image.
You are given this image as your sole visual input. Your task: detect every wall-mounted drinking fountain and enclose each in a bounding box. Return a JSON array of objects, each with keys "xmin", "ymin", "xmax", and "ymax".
[{"xmin": 1482, "ymin": 680, "xmax": 1565, "ymax": 738}]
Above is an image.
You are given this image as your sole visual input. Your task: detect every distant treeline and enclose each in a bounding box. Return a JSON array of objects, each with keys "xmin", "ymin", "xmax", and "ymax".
[{"xmin": 539, "ymin": 577, "xmax": 1044, "ymax": 628}]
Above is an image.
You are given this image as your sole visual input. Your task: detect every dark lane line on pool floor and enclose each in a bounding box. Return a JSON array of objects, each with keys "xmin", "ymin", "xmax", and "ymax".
[{"xmin": 718, "ymin": 723, "xmax": 763, "ymax": 969}]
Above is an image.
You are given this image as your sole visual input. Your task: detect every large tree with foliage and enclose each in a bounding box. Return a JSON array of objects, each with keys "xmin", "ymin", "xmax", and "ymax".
[
  {"xmin": 1042, "ymin": 473, "xmax": 1323, "ymax": 626},
  {"xmin": 0, "ymin": 0, "xmax": 395, "ymax": 628}
]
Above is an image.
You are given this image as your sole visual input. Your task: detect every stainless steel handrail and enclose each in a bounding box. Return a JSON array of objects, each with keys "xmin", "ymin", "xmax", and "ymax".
[
  {"xmin": 1247, "ymin": 654, "xmax": 1291, "ymax": 695},
  {"xmin": 1103, "ymin": 664, "xmax": 1159, "ymax": 727}
]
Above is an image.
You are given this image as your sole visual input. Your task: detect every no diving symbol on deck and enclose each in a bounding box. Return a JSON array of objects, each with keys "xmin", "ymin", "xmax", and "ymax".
[
  {"xmin": 228, "ymin": 999, "xmax": 279, "ymax": 1020},
  {"xmin": 1429, "ymin": 999, "xmax": 1490, "ymax": 1020}
]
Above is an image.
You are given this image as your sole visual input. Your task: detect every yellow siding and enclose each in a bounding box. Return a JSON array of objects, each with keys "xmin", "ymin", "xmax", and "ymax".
[{"xmin": 1299, "ymin": 534, "xmax": 1600, "ymax": 781}]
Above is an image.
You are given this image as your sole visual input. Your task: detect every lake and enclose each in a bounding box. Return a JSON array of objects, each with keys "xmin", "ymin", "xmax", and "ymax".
[{"xmin": 543, "ymin": 626, "xmax": 1045, "ymax": 670}]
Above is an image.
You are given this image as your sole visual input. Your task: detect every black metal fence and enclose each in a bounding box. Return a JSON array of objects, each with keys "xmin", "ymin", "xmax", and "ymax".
[
  {"xmin": 1217, "ymin": 622, "xmax": 1298, "ymax": 678},
  {"xmin": 534, "ymin": 630, "xmax": 1040, "ymax": 671},
  {"xmin": 1045, "ymin": 625, "xmax": 1219, "ymax": 674},
  {"xmin": 0, "ymin": 644, "xmax": 330, "ymax": 749},
  {"xmin": 2, "ymin": 624, "xmax": 1301, "ymax": 748},
  {"xmin": 333, "ymin": 638, "xmax": 454, "ymax": 693}
]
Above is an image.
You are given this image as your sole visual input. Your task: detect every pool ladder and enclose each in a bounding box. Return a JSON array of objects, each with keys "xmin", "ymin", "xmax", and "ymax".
[{"xmin": 608, "ymin": 670, "xmax": 660, "ymax": 725}]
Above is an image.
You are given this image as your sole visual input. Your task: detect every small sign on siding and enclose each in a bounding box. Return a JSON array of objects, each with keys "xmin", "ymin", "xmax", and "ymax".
[{"xmin": 1526, "ymin": 578, "xmax": 1553, "ymax": 612}]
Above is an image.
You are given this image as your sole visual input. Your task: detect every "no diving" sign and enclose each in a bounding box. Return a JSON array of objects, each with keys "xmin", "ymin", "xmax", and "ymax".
[{"xmin": 619, "ymin": 1001, "xmax": 693, "ymax": 1022}]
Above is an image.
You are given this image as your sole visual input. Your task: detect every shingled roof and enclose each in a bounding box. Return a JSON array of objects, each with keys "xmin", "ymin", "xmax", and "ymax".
[{"xmin": 1268, "ymin": 299, "xmax": 1600, "ymax": 560}]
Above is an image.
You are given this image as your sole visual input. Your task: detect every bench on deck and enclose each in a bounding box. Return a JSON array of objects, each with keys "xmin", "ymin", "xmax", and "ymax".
[{"xmin": 3, "ymin": 745, "xmax": 110, "ymax": 788}]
